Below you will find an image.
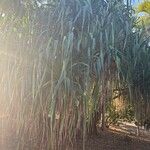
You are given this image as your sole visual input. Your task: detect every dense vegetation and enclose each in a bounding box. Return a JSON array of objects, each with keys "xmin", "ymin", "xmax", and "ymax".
[{"xmin": 0, "ymin": 0, "xmax": 150, "ymax": 150}]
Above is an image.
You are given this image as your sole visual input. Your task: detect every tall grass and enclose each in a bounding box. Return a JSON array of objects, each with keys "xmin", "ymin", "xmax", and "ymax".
[{"xmin": 0, "ymin": 0, "xmax": 149, "ymax": 150}]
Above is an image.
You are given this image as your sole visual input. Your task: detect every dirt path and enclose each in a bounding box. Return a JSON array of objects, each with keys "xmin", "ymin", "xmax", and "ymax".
[
  {"xmin": 1, "ymin": 118, "xmax": 150, "ymax": 150},
  {"xmin": 110, "ymin": 122, "xmax": 150, "ymax": 141},
  {"xmin": 74, "ymin": 122, "xmax": 150, "ymax": 150},
  {"xmin": 75, "ymin": 129, "xmax": 150, "ymax": 150}
]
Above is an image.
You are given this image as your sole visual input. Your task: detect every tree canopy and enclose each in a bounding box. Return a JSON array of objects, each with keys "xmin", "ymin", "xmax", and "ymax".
[{"xmin": 0, "ymin": 0, "xmax": 150, "ymax": 149}]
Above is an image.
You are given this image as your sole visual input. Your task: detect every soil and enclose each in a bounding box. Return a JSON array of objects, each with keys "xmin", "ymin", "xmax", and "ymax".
[
  {"xmin": 75, "ymin": 129, "xmax": 150, "ymax": 150},
  {"xmin": 75, "ymin": 121, "xmax": 150, "ymax": 150},
  {"xmin": 1, "ymin": 119, "xmax": 150, "ymax": 150}
]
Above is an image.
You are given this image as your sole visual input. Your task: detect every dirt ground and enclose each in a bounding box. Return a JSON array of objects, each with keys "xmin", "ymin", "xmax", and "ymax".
[
  {"xmin": 75, "ymin": 129, "xmax": 150, "ymax": 150},
  {"xmin": 1, "ymin": 119, "xmax": 150, "ymax": 150},
  {"xmin": 74, "ymin": 122, "xmax": 150, "ymax": 150}
]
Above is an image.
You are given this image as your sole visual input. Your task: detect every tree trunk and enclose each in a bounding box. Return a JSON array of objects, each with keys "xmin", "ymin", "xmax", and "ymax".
[
  {"xmin": 101, "ymin": 87, "xmax": 107, "ymax": 131},
  {"xmin": 88, "ymin": 111, "xmax": 100, "ymax": 135},
  {"xmin": 101, "ymin": 96, "xmax": 105, "ymax": 131}
]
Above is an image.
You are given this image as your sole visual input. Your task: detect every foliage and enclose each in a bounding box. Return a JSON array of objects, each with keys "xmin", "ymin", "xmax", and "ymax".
[
  {"xmin": 0, "ymin": 0, "xmax": 150, "ymax": 150},
  {"xmin": 135, "ymin": 0, "xmax": 150, "ymax": 29},
  {"xmin": 106, "ymin": 104, "xmax": 120, "ymax": 126},
  {"xmin": 106, "ymin": 103, "xmax": 134, "ymax": 126},
  {"xmin": 137, "ymin": 0, "xmax": 150, "ymax": 14},
  {"xmin": 122, "ymin": 104, "xmax": 134, "ymax": 122}
]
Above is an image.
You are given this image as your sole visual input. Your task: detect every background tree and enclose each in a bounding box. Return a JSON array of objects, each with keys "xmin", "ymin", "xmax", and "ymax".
[{"xmin": 136, "ymin": 0, "xmax": 150, "ymax": 35}]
